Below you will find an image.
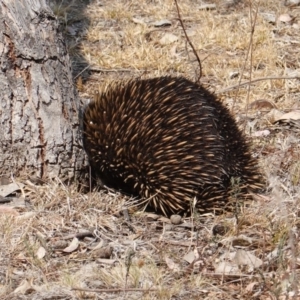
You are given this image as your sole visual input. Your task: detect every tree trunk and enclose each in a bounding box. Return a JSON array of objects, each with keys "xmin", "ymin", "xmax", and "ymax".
[{"xmin": 0, "ymin": 0, "xmax": 85, "ymax": 180}]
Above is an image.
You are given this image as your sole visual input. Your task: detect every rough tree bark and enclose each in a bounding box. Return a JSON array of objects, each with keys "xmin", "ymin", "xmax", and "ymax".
[{"xmin": 0, "ymin": 0, "xmax": 85, "ymax": 180}]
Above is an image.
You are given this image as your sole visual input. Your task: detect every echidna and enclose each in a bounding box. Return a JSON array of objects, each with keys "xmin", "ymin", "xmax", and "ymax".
[{"xmin": 82, "ymin": 76, "xmax": 263, "ymax": 216}]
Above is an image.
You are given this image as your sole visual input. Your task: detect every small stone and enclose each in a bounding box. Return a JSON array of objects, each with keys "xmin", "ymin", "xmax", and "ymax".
[{"xmin": 170, "ymin": 214, "xmax": 182, "ymax": 225}]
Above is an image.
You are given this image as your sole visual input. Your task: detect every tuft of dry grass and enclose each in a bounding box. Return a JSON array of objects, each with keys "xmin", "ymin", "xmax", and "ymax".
[{"xmin": 1, "ymin": 0, "xmax": 300, "ymax": 299}]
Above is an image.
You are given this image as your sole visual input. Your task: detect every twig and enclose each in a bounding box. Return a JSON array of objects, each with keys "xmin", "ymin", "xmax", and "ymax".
[
  {"xmin": 72, "ymin": 287, "xmax": 157, "ymax": 293},
  {"xmin": 231, "ymin": 0, "xmax": 257, "ymax": 116},
  {"xmin": 174, "ymin": 0, "xmax": 202, "ymax": 83},
  {"xmin": 89, "ymin": 67, "xmax": 134, "ymax": 73},
  {"xmin": 76, "ymin": 66, "xmax": 139, "ymax": 80},
  {"xmin": 74, "ymin": 64, "xmax": 90, "ymax": 79},
  {"xmin": 89, "ymin": 165, "xmax": 92, "ymax": 193},
  {"xmin": 244, "ymin": 0, "xmax": 258, "ymax": 129},
  {"xmin": 152, "ymin": 238, "xmax": 197, "ymax": 247},
  {"xmin": 216, "ymin": 75, "xmax": 300, "ymax": 94},
  {"xmin": 124, "ymin": 248, "xmax": 135, "ymax": 296}
]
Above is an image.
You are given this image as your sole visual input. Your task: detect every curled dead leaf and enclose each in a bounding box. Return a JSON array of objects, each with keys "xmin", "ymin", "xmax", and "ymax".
[
  {"xmin": 132, "ymin": 17, "xmax": 146, "ymax": 25},
  {"xmin": 215, "ymin": 249, "xmax": 262, "ymax": 275},
  {"xmin": 0, "ymin": 182, "xmax": 24, "ymax": 197},
  {"xmin": 153, "ymin": 19, "xmax": 172, "ymax": 27},
  {"xmin": 13, "ymin": 279, "xmax": 35, "ymax": 294},
  {"xmin": 234, "ymin": 249, "xmax": 263, "ymax": 271},
  {"xmin": 246, "ymin": 281, "xmax": 259, "ymax": 292},
  {"xmin": 275, "ymin": 110, "xmax": 300, "ymax": 122},
  {"xmin": 63, "ymin": 237, "xmax": 79, "ymax": 253}
]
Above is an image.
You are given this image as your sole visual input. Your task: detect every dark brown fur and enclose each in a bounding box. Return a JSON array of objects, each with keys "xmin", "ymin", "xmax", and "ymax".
[{"xmin": 82, "ymin": 77, "xmax": 263, "ymax": 216}]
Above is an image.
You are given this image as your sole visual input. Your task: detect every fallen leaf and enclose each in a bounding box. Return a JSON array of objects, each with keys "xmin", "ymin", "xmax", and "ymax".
[
  {"xmin": 183, "ymin": 251, "xmax": 196, "ymax": 264},
  {"xmin": 89, "ymin": 239, "xmax": 104, "ymax": 250},
  {"xmin": 63, "ymin": 237, "xmax": 79, "ymax": 253},
  {"xmin": 193, "ymin": 247, "xmax": 200, "ymax": 261},
  {"xmin": 16, "ymin": 252, "xmax": 27, "ymax": 261},
  {"xmin": 275, "ymin": 110, "xmax": 300, "ymax": 122},
  {"xmin": 215, "ymin": 249, "xmax": 262, "ymax": 274},
  {"xmin": 215, "ymin": 260, "xmax": 240, "ymax": 274},
  {"xmin": 159, "ymin": 33, "xmax": 178, "ymax": 45},
  {"xmin": 4, "ymin": 197, "xmax": 26, "ymax": 207},
  {"xmin": 13, "ymin": 279, "xmax": 34, "ymax": 294},
  {"xmin": 278, "ymin": 14, "xmax": 293, "ymax": 23},
  {"xmin": 234, "ymin": 249, "xmax": 263, "ymax": 271},
  {"xmin": 264, "ymin": 108, "xmax": 284, "ymax": 123},
  {"xmin": 132, "ymin": 17, "xmax": 146, "ymax": 25},
  {"xmin": 153, "ymin": 19, "xmax": 172, "ymax": 27},
  {"xmin": 198, "ymin": 4, "xmax": 216, "ymax": 10},
  {"xmin": 246, "ymin": 281, "xmax": 258, "ymax": 292},
  {"xmin": 0, "ymin": 182, "xmax": 24, "ymax": 197}
]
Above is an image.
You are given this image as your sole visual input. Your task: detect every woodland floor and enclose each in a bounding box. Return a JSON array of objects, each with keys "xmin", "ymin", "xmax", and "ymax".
[{"xmin": 1, "ymin": 0, "xmax": 300, "ymax": 299}]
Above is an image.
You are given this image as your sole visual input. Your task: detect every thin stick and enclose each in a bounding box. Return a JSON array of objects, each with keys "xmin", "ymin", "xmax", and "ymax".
[
  {"xmin": 216, "ymin": 75, "xmax": 300, "ymax": 94},
  {"xmin": 72, "ymin": 287, "xmax": 157, "ymax": 293},
  {"xmin": 245, "ymin": 1, "xmax": 258, "ymax": 122},
  {"xmin": 231, "ymin": 0, "xmax": 258, "ymax": 114},
  {"xmin": 174, "ymin": 0, "xmax": 202, "ymax": 83}
]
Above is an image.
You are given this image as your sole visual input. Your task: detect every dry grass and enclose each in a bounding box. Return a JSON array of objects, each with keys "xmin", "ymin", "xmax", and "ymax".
[{"xmin": 1, "ymin": 0, "xmax": 300, "ymax": 299}]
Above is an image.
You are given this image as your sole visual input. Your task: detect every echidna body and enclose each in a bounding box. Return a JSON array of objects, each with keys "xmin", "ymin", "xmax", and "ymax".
[{"xmin": 82, "ymin": 77, "xmax": 263, "ymax": 216}]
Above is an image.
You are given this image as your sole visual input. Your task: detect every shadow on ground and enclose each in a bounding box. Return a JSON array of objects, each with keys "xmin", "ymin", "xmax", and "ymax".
[{"xmin": 47, "ymin": 0, "xmax": 92, "ymax": 82}]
